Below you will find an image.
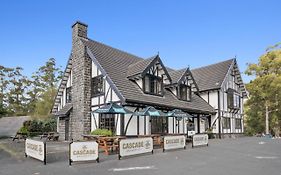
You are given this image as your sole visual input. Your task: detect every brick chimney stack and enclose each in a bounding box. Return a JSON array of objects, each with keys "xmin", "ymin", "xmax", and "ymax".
[
  {"xmin": 72, "ymin": 21, "xmax": 88, "ymax": 45},
  {"xmin": 70, "ymin": 21, "xmax": 91, "ymax": 140}
]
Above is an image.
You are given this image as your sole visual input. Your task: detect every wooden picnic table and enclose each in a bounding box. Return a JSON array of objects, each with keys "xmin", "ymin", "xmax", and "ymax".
[
  {"xmin": 12, "ymin": 132, "xmax": 28, "ymax": 141},
  {"xmin": 97, "ymin": 136, "xmax": 126, "ymax": 155},
  {"xmin": 40, "ymin": 132, "xmax": 59, "ymax": 141},
  {"xmin": 82, "ymin": 134, "xmax": 105, "ymax": 141}
]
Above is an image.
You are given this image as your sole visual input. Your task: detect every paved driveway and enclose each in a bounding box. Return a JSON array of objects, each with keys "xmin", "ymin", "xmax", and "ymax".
[
  {"xmin": 0, "ymin": 137, "xmax": 280, "ymax": 175},
  {"xmin": 0, "ymin": 116, "xmax": 30, "ymax": 137}
]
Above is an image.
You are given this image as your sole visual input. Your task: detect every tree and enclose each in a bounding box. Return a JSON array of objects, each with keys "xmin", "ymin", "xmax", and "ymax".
[
  {"xmin": 6, "ymin": 67, "xmax": 30, "ymax": 115},
  {"xmin": 0, "ymin": 65, "xmax": 30, "ymax": 116},
  {"xmin": 0, "ymin": 65, "xmax": 12, "ymax": 116},
  {"xmin": 29, "ymin": 58, "xmax": 62, "ymax": 118},
  {"xmin": 245, "ymin": 44, "xmax": 281, "ymax": 136}
]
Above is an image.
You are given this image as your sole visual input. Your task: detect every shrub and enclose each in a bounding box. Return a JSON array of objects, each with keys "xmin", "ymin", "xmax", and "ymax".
[
  {"xmin": 43, "ymin": 118, "xmax": 57, "ymax": 132},
  {"xmin": 19, "ymin": 118, "xmax": 57, "ymax": 137},
  {"xmin": 18, "ymin": 126, "xmax": 29, "ymax": 135},
  {"xmin": 206, "ymin": 128, "xmax": 215, "ymax": 139},
  {"xmin": 91, "ymin": 129, "xmax": 113, "ymax": 136},
  {"xmin": 28, "ymin": 120, "xmax": 44, "ymax": 132}
]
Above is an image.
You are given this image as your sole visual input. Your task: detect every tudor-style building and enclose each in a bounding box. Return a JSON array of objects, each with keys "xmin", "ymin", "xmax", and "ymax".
[
  {"xmin": 52, "ymin": 21, "xmax": 246, "ymax": 140},
  {"xmin": 192, "ymin": 59, "xmax": 248, "ymax": 138}
]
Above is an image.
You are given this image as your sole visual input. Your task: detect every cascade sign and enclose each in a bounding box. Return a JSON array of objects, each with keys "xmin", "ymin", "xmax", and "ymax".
[
  {"xmin": 192, "ymin": 134, "xmax": 208, "ymax": 147},
  {"xmin": 163, "ymin": 135, "xmax": 186, "ymax": 151},
  {"xmin": 69, "ymin": 141, "xmax": 99, "ymax": 165},
  {"xmin": 119, "ymin": 137, "xmax": 153, "ymax": 159},
  {"xmin": 25, "ymin": 139, "xmax": 46, "ymax": 164}
]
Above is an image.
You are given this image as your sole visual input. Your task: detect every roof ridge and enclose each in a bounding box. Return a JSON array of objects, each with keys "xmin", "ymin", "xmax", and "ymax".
[{"xmin": 192, "ymin": 58, "xmax": 234, "ymax": 71}]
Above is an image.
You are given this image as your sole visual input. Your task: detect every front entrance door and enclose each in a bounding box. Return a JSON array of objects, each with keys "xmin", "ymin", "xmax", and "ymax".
[
  {"xmin": 65, "ymin": 118, "xmax": 69, "ymax": 140},
  {"xmin": 151, "ymin": 116, "xmax": 168, "ymax": 134}
]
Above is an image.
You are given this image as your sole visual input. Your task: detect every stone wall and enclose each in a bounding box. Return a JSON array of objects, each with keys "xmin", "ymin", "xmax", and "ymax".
[{"xmin": 58, "ymin": 117, "xmax": 66, "ymax": 140}]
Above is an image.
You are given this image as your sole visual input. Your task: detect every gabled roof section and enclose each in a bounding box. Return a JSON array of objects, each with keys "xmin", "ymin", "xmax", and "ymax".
[
  {"xmin": 81, "ymin": 38, "xmax": 215, "ymax": 114},
  {"xmin": 169, "ymin": 68, "xmax": 186, "ymax": 84},
  {"xmin": 230, "ymin": 59, "xmax": 248, "ymax": 97},
  {"xmin": 191, "ymin": 59, "xmax": 234, "ymax": 92},
  {"xmin": 127, "ymin": 56, "xmax": 155, "ymax": 78},
  {"xmin": 168, "ymin": 68, "xmax": 199, "ymax": 93},
  {"xmin": 127, "ymin": 55, "xmax": 172, "ymax": 82}
]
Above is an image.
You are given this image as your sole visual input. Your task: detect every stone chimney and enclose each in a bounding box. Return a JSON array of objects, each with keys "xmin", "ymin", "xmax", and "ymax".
[
  {"xmin": 70, "ymin": 21, "xmax": 91, "ymax": 140},
  {"xmin": 72, "ymin": 21, "xmax": 88, "ymax": 42}
]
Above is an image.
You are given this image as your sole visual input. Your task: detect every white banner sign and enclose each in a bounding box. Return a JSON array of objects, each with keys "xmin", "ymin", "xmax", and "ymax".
[
  {"xmin": 70, "ymin": 141, "xmax": 99, "ymax": 162},
  {"xmin": 192, "ymin": 134, "xmax": 208, "ymax": 147},
  {"xmin": 164, "ymin": 135, "xmax": 186, "ymax": 150},
  {"xmin": 25, "ymin": 139, "xmax": 45, "ymax": 162},
  {"xmin": 119, "ymin": 137, "xmax": 153, "ymax": 157}
]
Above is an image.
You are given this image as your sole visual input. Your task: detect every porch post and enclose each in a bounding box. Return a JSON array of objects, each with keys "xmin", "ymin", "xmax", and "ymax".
[{"xmin": 197, "ymin": 114, "xmax": 200, "ymax": 134}]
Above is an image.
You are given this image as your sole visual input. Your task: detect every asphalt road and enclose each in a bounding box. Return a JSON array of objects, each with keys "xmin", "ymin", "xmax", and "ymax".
[
  {"xmin": 0, "ymin": 137, "xmax": 280, "ymax": 175},
  {"xmin": 0, "ymin": 116, "xmax": 30, "ymax": 137}
]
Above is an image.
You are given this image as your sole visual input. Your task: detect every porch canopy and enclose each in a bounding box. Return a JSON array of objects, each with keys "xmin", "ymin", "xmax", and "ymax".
[
  {"xmin": 166, "ymin": 109, "xmax": 195, "ymax": 134},
  {"xmin": 166, "ymin": 109, "xmax": 194, "ymax": 119},
  {"xmin": 133, "ymin": 106, "xmax": 166, "ymax": 116},
  {"xmin": 92, "ymin": 102, "xmax": 133, "ymax": 114}
]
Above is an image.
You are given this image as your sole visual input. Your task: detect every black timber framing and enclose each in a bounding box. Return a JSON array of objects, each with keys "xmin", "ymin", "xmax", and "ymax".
[
  {"xmin": 86, "ymin": 47, "xmax": 125, "ymax": 103},
  {"xmin": 141, "ymin": 55, "xmax": 172, "ymax": 82},
  {"xmin": 218, "ymin": 90, "xmax": 222, "ymax": 139},
  {"xmin": 197, "ymin": 114, "xmax": 200, "ymax": 134}
]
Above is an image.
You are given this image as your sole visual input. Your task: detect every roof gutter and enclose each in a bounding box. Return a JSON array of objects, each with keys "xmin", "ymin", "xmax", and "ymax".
[{"xmin": 125, "ymin": 99, "xmax": 216, "ymax": 115}]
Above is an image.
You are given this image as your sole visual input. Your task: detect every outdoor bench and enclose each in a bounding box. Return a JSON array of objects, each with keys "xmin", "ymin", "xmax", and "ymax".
[
  {"xmin": 12, "ymin": 132, "xmax": 28, "ymax": 141},
  {"xmin": 40, "ymin": 132, "xmax": 59, "ymax": 141}
]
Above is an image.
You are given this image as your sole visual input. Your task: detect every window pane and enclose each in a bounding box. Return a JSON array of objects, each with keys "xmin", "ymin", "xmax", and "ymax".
[
  {"xmin": 223, "ymin": 117, "xmax": 231, "ymax": 129},
  {"xmin": 151, "ymin": 116, "xmax": 168, "ymax": 134},
  {"xmin": 99, "ymin": 114, "xmax": 115, "ymax": 132},
  {"xmin": 145, "ymin": 76, "xmax": 150, "ymax": 92},
  {"xmin": 179, "ymin": 85, "xmax": 191, "ymax": 101},
  {"xmin": 143, "ymin": 75, "xmax": 162, "ymax": 95},
  {"xmin": 91, "ymin": 76, "xmax": 104, "ymax": 97},
  {"xmin": 66, "ymin": 87, "xmax": 72, "ymax": 103}
]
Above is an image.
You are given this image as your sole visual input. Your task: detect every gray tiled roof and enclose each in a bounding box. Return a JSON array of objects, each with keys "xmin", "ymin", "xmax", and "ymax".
[
  {"xmin": 191, "ymin": 59, "xmax": 234, "ymax": 92},
  {"xmin": 127, "ymin": 56, "xmax": 156, "ymax": 78},
  {"xmin": 169, "ymin": 68, "xmax": 186, "ymax": 84},
  {"xmin": 81, "ymin": 38, "xmax": 215, "ymax": 114}
]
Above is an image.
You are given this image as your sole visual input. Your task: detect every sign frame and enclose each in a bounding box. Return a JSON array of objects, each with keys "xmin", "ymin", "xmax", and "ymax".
[
  {"xmin": 69, "ymin": 140, "xmax": 99, "ymax": 166},
  {"xmin": 163, "ymin": 135, "xmax": 186, "ymax": 152},
  {"xmin": 25, "ymin": 138, "xmax": 46, "ymax": 165},
  {"xmin": 118, "ymin": 137, "xmax": 153, "ymax": 160},
  {"xmin": 192, "ymin": 134, "xmax": 209, "ymax": 148}
]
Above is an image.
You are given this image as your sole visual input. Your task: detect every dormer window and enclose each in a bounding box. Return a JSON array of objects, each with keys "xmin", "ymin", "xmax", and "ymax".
[
  {"xmin": 143, "ymin": 74, "xmax": 163, "ymax": 96},
  {"xmin": 178, "ymin": 84, "xmax": 191, "ymax": 101}
]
